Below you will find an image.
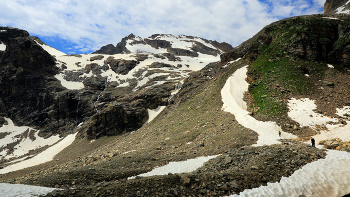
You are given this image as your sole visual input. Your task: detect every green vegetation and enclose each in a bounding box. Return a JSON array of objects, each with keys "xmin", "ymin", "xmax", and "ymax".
[{"xmin": 246, "ymin": 16, "xmax": 334, "ymax": 117}]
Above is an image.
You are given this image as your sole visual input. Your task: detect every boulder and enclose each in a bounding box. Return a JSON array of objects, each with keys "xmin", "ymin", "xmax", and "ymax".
[
  {"xmin": 144, "ymin": 39, "xmax": 171, "ymax": 49},
  {"xmin": 324, "ymin": 139, "xmax": 341, "ymax": 149},
  {"xmin": 167, "ymin": 48, "xmax": 198, "ymax": 57},
  {"xmin": 109, "ymin": 60, "xmax": 137, "ymax": 75}
]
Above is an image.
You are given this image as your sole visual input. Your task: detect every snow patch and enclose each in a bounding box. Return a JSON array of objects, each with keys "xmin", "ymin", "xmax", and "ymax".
[
  {"xmin": 0, "ymin": 43, "xmax": 6, "ymax": 51},
  {"xmin": 128, "ymin": 155, "xmax": 219, "ymax": 179},
  {"xmin": 322, "ymin": 17, "xmax": 340, "ymax": 20},
  {"xmin": 223, "ymin": 58, "xmax": 241, "ymax": 68},
  {"xmin": 54, "ymin": 73, "xmax": 86, "ymax": 90},
  {"xmin": 123, "ymin": 150, "xmax": 136, "ymax": 155},
  {"xmin": 0, "ymin": 118, "xmax": 60, "ymax": 160},
  {"xmin": 0, "ymin": 132, "xmax": 77, "ymax": 174},
  {"xmin": 336, "ymin": 0, "xmax": 350, "ymax": 14},
  {"xmin": 288, "ymin": 98, "xmax": 338, "ymax": 128},
  {"xmin": 151, "ymin": 34, "xmax": 222, "ymax": 53},
  {"xmin": 336, "ymin": 106, "xmax": 350, "ymax": 118},
  {"xmin": 287, "ymin": 98, "xmax": 350, "ymax": 143},
  {"xmin": 231, "ymin": 150, "xmax": 350, "ymax": 197},
  {"xmin": 0, "ymin": 183, "xmax": 58, "ymax": 197},
  {"xmin": 35, "ymin": 41, "xmax": 66, "ymax": 57},
  {"xmin": 77, "ymin": 122, "xmax": 84, "ymax": 128},
  {"xmin": 221, "ymin": 66, "xmax": 296, "ymax": 146},
  {"xmin": 144, "ymin": 106, "xmax": 166, "ymax": 125}
]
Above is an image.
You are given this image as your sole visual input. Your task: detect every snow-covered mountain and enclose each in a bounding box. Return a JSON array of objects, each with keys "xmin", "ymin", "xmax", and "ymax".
[
  {"xmin": 0, "ymin": 29, "xmax": 232, "ymax": 171},
  {"xmin": 43, "ymin": 34, "xmax": 226, "ymax": 92}
]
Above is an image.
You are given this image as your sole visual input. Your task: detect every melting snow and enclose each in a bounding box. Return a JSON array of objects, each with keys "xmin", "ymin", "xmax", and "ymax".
[
  {"xmin": 221, "ymin": 65, "xmax": 297, "ymax": 146},
  {"xmin": 0, "ymin": 43, "xmax": 6, "ymax": 51},
  {"xmin": 0, "ymin": 118, "xmax": 60, "ymax": 160},
  {"xmin": 54, "ymin": 73, "xmax": 86, "ymax": 90},
  {"xmin": 336, "ymin": 0, "xmax": 350, "ymax": 14},
  {"xmin": 288, "ymin": 98, "xmax": 338, "ymax": 128},
  {"xmin": 230, "ymin": 150, "xmax": 350, "ymax": 197},
  {"xmin": 51, "ymin": 52, "xmax": 218, "ymax": 90},
  {"xmin": 223, "ymin": 58, "xmax": 241, "ymax": 68},
  {"xmin": 0, "ymin": 132, "xmax": 77, "ymax": 174},
  {"xmin": 128, "ymin": 155, "xmax": 219, "ymax": 180},
  {"xmin": 288, "ymin": 98, "xmax": 350, "ymax": 143},
  {"xmin": 323, "ymin": 17, "xmax": 340, "ymax": 20},
  {"xmin": 144, "ymin": 106, "xmax": 166, "ymax": 125},
  {"xmin": 0, "ymin": 183, "xmax": 58, "ymax": 197}
]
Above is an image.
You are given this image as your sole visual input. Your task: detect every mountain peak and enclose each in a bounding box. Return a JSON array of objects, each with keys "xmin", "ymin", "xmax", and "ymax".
[{"xmin": 93, "ymin": 34, "xmax": 233, "ymax": 56}]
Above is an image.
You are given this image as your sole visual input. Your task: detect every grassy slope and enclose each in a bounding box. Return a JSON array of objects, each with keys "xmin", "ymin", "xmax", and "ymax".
[{"xmin": 243, "ymin": 15, "xmax": 350, "ymax": 139}]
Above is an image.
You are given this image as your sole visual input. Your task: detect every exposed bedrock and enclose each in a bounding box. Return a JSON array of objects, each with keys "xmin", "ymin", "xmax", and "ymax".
[{"xmin": 221, "ymin": 15, "xmax": 350, "ymax": 67}]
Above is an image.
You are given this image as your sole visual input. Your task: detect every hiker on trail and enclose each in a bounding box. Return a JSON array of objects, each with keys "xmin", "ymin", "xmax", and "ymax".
[
  {"xmin": 311, "ymin": 138, "xmax": 315, "ymax": 147},
  {"xmin": 279, "ymin": 131, "xmax": 281, "ymax": 137}
]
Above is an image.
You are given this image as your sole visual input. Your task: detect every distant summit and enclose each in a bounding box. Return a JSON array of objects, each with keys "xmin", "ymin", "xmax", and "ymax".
[
  {"xmin": 93, "ymin": 34, "xmax": 233, "ymax": 55},
  {"xmin": 325, "ymin": 0, "xmax": 350, "ymax": 14}
]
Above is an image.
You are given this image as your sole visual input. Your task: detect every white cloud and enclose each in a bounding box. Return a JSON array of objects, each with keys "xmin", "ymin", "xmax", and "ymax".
[
  {"xmin": 313, "ymin": 0, "xmax": 326, "ymax": 7},
  {"xmin": 0, "ymin": 0, "xmax": 325, "ymax": 54}
]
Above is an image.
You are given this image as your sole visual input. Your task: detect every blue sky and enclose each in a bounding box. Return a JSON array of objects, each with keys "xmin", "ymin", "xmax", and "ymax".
[{"xmin": 0, "ymin": 0, "xmax": 325, "ymax": 54}]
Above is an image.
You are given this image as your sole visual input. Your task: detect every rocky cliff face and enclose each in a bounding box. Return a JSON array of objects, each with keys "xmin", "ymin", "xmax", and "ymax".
[
  {"xmin": 0, "ymin": 32, "xmax": 87, "ymax": 140},
  {"xmin": 324, "ymin": 0, "xmax": 350, "ymax": 14},
  {"xmin": 221, "ymin": 14, "xmax": 350, "ymax": 66}
]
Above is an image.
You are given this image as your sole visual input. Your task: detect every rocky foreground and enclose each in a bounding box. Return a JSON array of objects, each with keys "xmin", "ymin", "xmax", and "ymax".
[{"xmin": 31, "ymin": 140, "xmax": 325, "ymax": 197}]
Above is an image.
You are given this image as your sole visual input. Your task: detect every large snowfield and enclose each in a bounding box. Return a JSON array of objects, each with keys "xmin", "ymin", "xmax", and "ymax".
[{"xmin": 1, "ymin": 51, "xmax": 350, "ymax": 195}]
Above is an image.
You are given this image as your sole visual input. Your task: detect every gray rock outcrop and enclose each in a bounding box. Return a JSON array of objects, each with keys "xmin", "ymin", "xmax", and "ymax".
[{"xmin": 324, "ymin": 0, "xmax": 350, "ymax": 14}]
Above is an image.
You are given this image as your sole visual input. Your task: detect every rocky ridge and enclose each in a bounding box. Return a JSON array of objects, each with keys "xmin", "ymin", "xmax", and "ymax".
[{"xmin": 94, "ymin": 34, "xmax": 233, "ymax": 56}]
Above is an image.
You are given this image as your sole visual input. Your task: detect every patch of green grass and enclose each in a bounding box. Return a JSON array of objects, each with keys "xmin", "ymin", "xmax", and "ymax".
[{"xmin": 248, "ymin": 52, "xmax": 323, "ymax": 117}]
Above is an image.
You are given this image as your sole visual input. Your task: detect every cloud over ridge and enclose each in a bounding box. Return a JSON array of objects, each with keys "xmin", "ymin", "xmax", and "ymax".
[{"xmin": 0, "ymin": 0, "xmax": 325, "ymax": 54}]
